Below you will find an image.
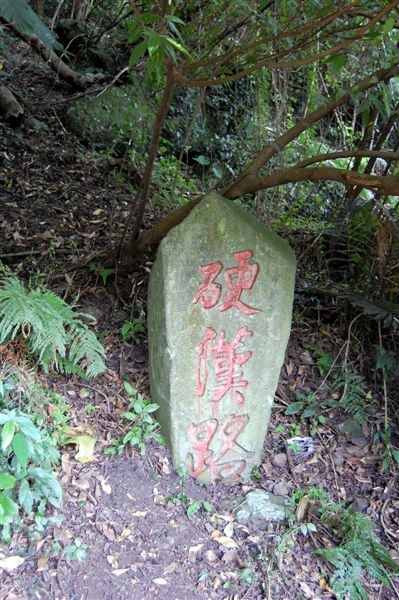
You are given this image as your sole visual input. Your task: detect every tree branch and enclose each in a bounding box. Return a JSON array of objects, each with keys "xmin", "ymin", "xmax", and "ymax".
[
  {"xmin": 222, "ymin": 60, "xmax": 399, "ymax": 197},
  {"xmin": 223, "ymin": 167, "xmax": 399, "ymax": 199},
  {"xmin": 294, "ymin": 151, "xmax": 399, "ymax": 169}
]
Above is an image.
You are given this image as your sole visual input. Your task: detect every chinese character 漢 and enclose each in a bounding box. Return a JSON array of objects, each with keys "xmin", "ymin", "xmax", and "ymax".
[{"xmin": 195, "ymin": 326, "xmax": 253, "ymax": 415}]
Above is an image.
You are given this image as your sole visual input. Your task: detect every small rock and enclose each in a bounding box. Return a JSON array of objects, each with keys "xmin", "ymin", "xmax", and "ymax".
[
  {"xmin": 234, "ymin": 489, "xmax": 288, "ymax": 527},
  {"xmin": 204, "ymin": 550, "xmax": 218, "ymax": 563},
  {"xmin": 221, "ymin": 550, "xmax": 240, "ymax": 565},
  {"xmin": 272, "ymin": 452, "xmax": 287, "ymax": 468},
  {"xmin": 83, "ymin": 306, "xmax": 104, "ymax": 323},
  {"xmin": 332, "ymin": 447, "xmax": 345, "ymax": 467},
  {"xmin": 273, "ymin": 480, "xmax": 289, "ymax": 496},
  {"xmin": 337, "ymin": 418, "xmax": 367, "ymax": 443},
  {"xmin": 351, "ymin": 497, "xmax": 369, "ymax": 513}
]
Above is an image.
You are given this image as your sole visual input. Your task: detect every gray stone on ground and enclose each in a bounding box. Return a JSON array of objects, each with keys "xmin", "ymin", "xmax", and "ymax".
[
  {"xmin": 148, "ymin": 193, "xmax": 296, "ymax": 483},
  {"xmin": 234, "ymin": 489, "xmax": 288, "ymax": 526}
]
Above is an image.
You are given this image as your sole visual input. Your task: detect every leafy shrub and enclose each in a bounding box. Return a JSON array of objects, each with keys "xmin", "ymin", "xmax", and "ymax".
[
  {"xmin": 0, "ymin": 275, "xmax": 107, "ymax": 378},
  {"xmin": 0, "ymin": 407, "xmax": 62, "ymax": 541},
  {"xmin": 105, "ymin": 382, "xmax": 163, "ymax": 455}
]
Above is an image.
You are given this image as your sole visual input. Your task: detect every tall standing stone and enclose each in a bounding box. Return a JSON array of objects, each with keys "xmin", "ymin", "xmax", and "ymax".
[{"xmin": 148, "ymin": 193, "xmax": 295, "ymax": 484}]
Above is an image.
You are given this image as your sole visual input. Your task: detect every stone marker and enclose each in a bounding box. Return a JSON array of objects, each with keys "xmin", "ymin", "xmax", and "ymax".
[{"xmin": 148, "ymin": 193, "xmax": 296, "ymax": 484}]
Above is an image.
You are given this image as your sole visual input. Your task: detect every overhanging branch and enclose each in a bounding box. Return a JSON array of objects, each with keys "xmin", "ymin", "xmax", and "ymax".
[{"xmin": 223, "ymin": 167, "xmax": 399, "ymax": 199}]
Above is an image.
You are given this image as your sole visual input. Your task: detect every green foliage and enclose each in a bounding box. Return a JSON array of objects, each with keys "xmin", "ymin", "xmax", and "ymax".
[
  {"xmin": 0, "ymin": 404, "xmax": 62, "ymax": 541},
  {"xmin": 307, "ymin": 343, "xmax": 334, "ymax": 376},
  {"xmin": 63, "ymin": 537, "xmax": 89, "ymax": 561},
  {"xmin": 0, "ymin": 275, "xmax": 107, "ymax": 378},
  {"xmin": 292, "ymin": 487, "xmax": 399, "ymax": 599},
  {"xmin": 128, "ymin": 12, "xmax": 190, "ymax": 82},
  {"xmin": 329, "ymin": 371, "xmax": 371, "ymax": 425},
  {"xmin": 285, "ymin": 391, "xmax": 326, "ymax": 435},
  {"xmin": 166, "ymin": 491, "xmax": 213, "ymax": 519},
  {"xmin": 347, "ymin": 294, "xmax": 399, "ymax": 329},
  {"xmin": 88, "ymin": 263, "xmax": 115, "ymax": 285},
  {"xmin": 373, "ymin": 429, "xmax": 399, "ymax": 473},
  {"xmin": 0, "ymin": 0, "xmax": 62, "ymax": 50},
  {"xmin": 121, "ymin": 316, "xmax": 146, "ymax": 342},
  {"xmin": 104, "ymin": 382, "xmax": 163, "ymax": 456}
]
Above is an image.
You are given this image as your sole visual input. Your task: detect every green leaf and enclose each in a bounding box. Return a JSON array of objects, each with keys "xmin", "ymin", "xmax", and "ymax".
[
  {"xmin": 285, "ymin": 402, "xmax": 304, "ymax": 415},
  {"xmin": 382, "ymin": 17, "xmax": 395, "ymax": 35},
  {"xmin": 302, "ymin": 407, "xmax": 316, "ymax": 419},
  {"xmin": 144, "ymin": 403, "xmax": 159, "ymax": 413},
  {"xmin": 129, "ymin": 40, "xmax": 149, "ymax": 67},
  {"xmin": 0, "ymin": 492, "xmax": 18, "ymax": 522},
  {"xmin": 193, "ymin": 155, "xmax": 210, "ymax": 166},
  {"xmin": 392, "ymin": 450, "xmax": 399, "ymax": 464},
  {"xmin": 123, "ymin": 411, "xmax": 137, "ymax": 421},
  {"xmin": 1, "ymin": 421, "xmax": 16, "ymax": 451},
  {"xmin": 0, "ymin": 472, "xmax": 16, "ymax": 490},
  {"xmin": 327, "ymin": 54, "xmax": 347, "ymax": 74},
  {"xmin": 18, "ymin": 479, "xmax": 33, "ymax": 514},
  {"xmin": 123, "ymin": 381, "xmax": 135, "ymax": 396},
  {"xmin": 12, "ymin": 433, "xmax": 29, "ymax": 469}
]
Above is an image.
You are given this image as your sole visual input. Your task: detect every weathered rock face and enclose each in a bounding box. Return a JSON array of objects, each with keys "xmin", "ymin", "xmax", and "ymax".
[{"xmin": 148, "ymin": 193, "xmax": 296, "ymax": 484}]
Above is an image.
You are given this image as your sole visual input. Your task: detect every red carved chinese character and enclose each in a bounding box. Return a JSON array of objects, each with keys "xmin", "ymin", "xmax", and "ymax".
[
  {"xmin": 195, "ymin": 327, "xmax": 217, "ymax": 398},
  {"xmin": 195, "ymin": 326, "xmax": 253, "ymax": 416},
  {"xmin": 209, "ymin": 326, "xmax": 253, "ymax": 414},
  {"xmin": 187, "ymin": 418, "xmax": 218, "ymax": 477},
  {"xmin": 192, "ymin": 261, "xmax": 222, "ymax": 309},
  {"xmin": 219, "ymin": 250, "xmax": 260, "ymax": 315},
  {"xmin": 187, "ymin": 414, "xmax": 253, "ymax": 482}
]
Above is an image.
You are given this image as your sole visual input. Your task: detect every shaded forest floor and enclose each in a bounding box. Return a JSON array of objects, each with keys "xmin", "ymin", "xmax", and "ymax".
[{"xmin": 0, "ymin": 36, "xmax": 399, "ymax": 599}]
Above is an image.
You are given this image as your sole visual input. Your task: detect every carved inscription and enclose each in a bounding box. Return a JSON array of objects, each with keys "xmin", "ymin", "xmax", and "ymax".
[
  {"xmin": 188, "ymin": 249, "xmax": 261, "ymax": 482},
  {"xmin": 187, "ymin": 414, "xmax": 253, "ymax": 481},
  {"xmin": 195, "ymin": 326, "xmax": 253, "ymax": 415},
  {"xmin": 192, "ymin": 250, "xmax": 260, "ymax": 315}
]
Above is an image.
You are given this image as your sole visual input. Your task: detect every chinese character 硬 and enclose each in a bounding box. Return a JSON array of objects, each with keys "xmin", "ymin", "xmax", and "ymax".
[{"xmin": 191, "ymin": 250, "xmax": 260, "ymax": 314}]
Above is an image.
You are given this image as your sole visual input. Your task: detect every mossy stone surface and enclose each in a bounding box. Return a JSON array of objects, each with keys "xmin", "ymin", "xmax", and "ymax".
[
  {"xmin": 148, "ymin": 193, "xmax": 296, "ymax": 484},
  {"xmin": 64, "ymin": 83, "xmax": 149, "ymax": 149}
]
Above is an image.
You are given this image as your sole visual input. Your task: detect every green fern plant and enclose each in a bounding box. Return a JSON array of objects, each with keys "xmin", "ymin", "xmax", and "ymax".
[
  {"xmin": 0, "ymin": 276, "xmax": 106, "ymax": 378},
  {"xmin": 293, "ymin": 487, "xmax": 399, "ymax": 599},
  {"xmin": 329, "ymin": 370, "xmax": 371, "ymax": 425},
  {"xmin": 317, "ymin": 505, "xmax": 399, "ymax": 599}
]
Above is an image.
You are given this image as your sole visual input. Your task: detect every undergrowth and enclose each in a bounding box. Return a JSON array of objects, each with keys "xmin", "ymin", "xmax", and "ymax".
[
  {"xmin": 292, "ymin": 487, "xmax": 399, "ymax": 599},
  {"xmin": 0, "ymin": 369, "xmax": 63, "ymax": 542},
  {"xmin": 0, "ymin": 273, "xmax": 107, "ymax": 378}
]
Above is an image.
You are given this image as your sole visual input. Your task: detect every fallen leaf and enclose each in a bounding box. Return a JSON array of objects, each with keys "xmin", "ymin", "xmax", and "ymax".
[
  {"xmin": 100, "ymin": 480, "xmax": 112, "ymax": 495},
  {"xmin": 112, "ymin": 568, "xmax": 129, "ymax": 576},
  {"xmin": 163, "ymin": 562, "xmax": 178, "ymax": 574},
  {"xmin": 62, "ymin": 427, "xmax": 97, "ymax": 464},
  {"xmin": 223, "ymin": 522, "xmax": 234, "ymax": 537},
  {"xmin": 132, "ymin": 511, "xmax": 147, "ymax": 517},
  {"xmin": 0, "ymin": 556, "xmax": 25, "ymax": 572},
  {"xmin": 217, "ymin": 536, "xmax": 239, "ymax": 549},
  {"xmin": 36, "ymin": 556, "xmax": 49, "ymax": 571},
  {"xmin": 117, "ymin": 528, "xmax": 132, "ymax": 542},
  {"xmin": 204, "ymin": 550, "xmax": 218, "ymax": 563},
  {"xmin": 152, "ymin": 578, "xmax": 168, "ymax": 585},
  {"xmin": 107, "ymin": 555, "xmax": 119, "ymax": 569},
  {"xmin": 189, "ymin": 543, "xmax": 203, "ymax": 554},
  {"xmin": 153, "ymin": 494, "xmax": 166, "ymax": 505}
]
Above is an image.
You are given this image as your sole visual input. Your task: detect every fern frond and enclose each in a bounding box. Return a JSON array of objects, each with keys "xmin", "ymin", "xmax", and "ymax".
[{"xmin": 0, "ymin": 276, "xmax": 106, "ymax": 378}]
